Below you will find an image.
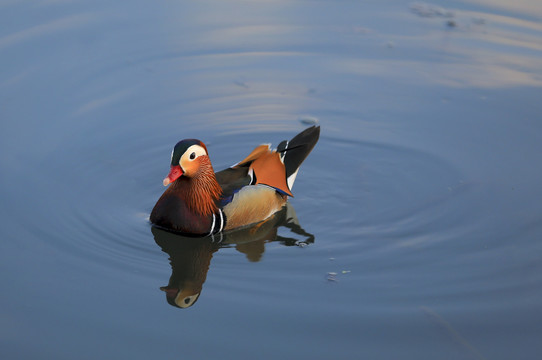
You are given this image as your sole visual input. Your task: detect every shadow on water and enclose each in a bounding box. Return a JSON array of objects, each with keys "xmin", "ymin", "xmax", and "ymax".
[{"xmin": 152, "ymin": 203, "xmax": 313, "ymax": 308}]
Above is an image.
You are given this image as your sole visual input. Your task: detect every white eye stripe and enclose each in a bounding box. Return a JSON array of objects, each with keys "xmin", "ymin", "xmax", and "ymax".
[{"xmin": 180, "ymin": 144, "xmax": 207, "ymax": 165}]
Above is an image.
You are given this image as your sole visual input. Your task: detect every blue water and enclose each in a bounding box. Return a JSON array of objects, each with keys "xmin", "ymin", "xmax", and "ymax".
[{"xmin": 2, "ymin": 1, "xmax": 542, "ymax": 359}]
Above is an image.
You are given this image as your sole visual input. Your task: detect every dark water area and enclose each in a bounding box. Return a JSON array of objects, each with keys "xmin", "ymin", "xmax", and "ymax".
[{"xmin": 2, "ymin": 1, "xmax": 542, "ymax": 359}]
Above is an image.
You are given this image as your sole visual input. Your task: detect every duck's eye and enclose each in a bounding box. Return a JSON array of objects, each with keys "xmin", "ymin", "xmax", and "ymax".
[{"xmin": 182, "ymin": 144, "xmax": 207, "ymax": 164}]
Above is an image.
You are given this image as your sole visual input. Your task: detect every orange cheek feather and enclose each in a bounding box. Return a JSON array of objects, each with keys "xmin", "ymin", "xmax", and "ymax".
[{"xmin": 177, "ymin": 156, "xmax": 207, "ymax": 179}]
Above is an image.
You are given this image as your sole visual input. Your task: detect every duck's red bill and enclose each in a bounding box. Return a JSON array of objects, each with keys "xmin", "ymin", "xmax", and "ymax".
[{"xmin": 163, "ymin": 165, "xmax": 183, "ymax": 186}]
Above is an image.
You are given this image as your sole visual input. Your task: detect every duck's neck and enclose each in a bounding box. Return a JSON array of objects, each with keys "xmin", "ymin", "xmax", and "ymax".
[{"xmin": 172, "ymin": 161, "xmax": 222, "ymax": 216}]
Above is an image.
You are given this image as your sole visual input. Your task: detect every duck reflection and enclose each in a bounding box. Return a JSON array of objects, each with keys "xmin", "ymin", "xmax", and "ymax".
[{"xmin": 152, "ymin": 203, "xmax": 314, "ymax": 308}]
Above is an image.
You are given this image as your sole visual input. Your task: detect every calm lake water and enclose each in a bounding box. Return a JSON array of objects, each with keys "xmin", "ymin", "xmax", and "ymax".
[{"xmin": 2, "ymin": 0, "xmax": 542, "ymax": 359}]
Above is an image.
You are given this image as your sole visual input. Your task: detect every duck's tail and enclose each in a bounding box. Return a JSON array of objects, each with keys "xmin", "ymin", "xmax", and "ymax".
[{"xmin": 277, "ymin": 125, "xmax": 320, "ymax": 191}]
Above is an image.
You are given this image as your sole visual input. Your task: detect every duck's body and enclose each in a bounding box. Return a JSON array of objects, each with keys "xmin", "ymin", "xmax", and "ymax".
[{"xmin": 150, "ymin": 126, "xmax": 320, "ymax": 235}]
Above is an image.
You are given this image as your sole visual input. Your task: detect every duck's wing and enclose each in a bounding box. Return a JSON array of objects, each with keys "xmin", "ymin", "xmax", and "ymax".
[
  {"xmin": 215, "ymin": 143, "xmax": 289, "ymax": 207},
  {"xmin": 217, "ymin": 126, "xmax": 320, "ymax": 205},
  {"xmin": 215, "ymin": 167, "xmax": 251, "ymax": 207},
  {"xmin": 231, "ymin": 126, "xmax": 320, "ymax": 197},
  {"xmin": 231, "ymin": 144, "xmax": 293, "ymax": 197}
]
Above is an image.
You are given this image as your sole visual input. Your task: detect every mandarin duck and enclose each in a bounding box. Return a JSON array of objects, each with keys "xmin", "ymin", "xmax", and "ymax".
[{"xmin": 150, "ymin": 126, "xmax": 320, "ymax": 235}]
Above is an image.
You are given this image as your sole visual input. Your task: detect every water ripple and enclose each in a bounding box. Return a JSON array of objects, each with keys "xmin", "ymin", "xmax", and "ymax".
[{"xmin": 27, "ymin": 129, "xmax": 470, "ymax": 276}]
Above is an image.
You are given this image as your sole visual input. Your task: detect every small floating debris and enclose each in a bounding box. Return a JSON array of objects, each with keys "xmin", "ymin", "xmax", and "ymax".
[
  {"xmin": 446, "ymin": 20, "xmax": 457, "ymax": 28},
  {"xmin": 326, "ymin": 272, "xmax": 338, "ymax": 282},
  {"xmin": 329, "ymin": 257, "xmax": 335, "ymax": 261},
  {"xmin": 410, "ymin": 2, "xmax": 454, "ymax": 18},
  {"xmin": 341, "ymin": 270, "xmax": 351, "ymax": 274},
  {"xmin": 352, "ymin": 26, "xmax": 372, "ymax": 35},
  {"xmin": 233, "ymin": 79, "xmax": 249, "ymax": 89},
  {"xmin": 298, "ymin": 116, "xmax": 319, "ymax": 126},
  {"xmin": 410, "ymin": 3, "xmax": 486, "ymax": 30}
]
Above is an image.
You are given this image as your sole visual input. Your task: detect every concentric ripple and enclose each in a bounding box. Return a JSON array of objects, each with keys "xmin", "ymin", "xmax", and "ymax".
[{"xmin": 10, "ymin": 126, "xmax": 470, "ymax": 283}]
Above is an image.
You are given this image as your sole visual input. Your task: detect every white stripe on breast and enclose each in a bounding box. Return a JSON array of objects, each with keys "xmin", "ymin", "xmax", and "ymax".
[
  {"xmin": 208, "ymin": 213, "xmax": 216, "ymax": 236},
  {"xmin": 218, "ymin": 209, "xmax": 224, "ymax": 232}
]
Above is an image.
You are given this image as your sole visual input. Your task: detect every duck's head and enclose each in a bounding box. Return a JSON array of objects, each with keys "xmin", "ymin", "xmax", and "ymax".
[{"xmin": 163, "ymin": 139, "xmax": 209, "ymax": 186}]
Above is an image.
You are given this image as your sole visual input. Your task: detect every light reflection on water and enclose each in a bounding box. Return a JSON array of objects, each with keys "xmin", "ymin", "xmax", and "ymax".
[{"xmin": 1, "ymin": 0, "xmax": 542, "ymax": 359}]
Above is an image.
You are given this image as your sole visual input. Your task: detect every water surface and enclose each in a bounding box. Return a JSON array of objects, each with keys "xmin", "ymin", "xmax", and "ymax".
[{"xmin": 1, "ymin": 1, "xmax": 542, "ymax": 359}]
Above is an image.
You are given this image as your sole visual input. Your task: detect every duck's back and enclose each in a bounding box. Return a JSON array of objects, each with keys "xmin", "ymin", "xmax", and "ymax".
[{"xmin": 215, "ymin": 126, "xmax": 320, "ymax": 230}]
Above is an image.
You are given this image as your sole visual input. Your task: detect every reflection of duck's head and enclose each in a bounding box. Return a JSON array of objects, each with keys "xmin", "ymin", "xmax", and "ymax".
[
  {"xmin": 153, "ymin": 227, "xmax": 219, "ymax": 309},
  {"xmin": 160, "ymin": 286, "xmax": 200, "ymax": 308},
  {"xmin": 152, "ymin": 202, "xmax": 315, "ymax": 309}
]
